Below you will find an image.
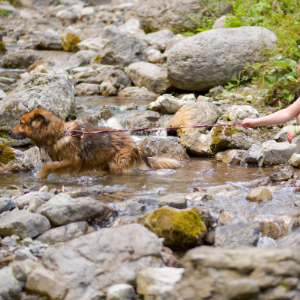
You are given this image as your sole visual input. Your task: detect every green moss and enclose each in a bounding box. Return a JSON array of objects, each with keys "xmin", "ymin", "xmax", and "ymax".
[
  {"xmin": 62, "ymin": 33, "xmax": 81, "ymax": 52},
  {"xmin": 145, "ymin": 207, "xmax": 207, "ymax": 249},
  {"xmin": 93, "ymin": 54, "xmax": 102, "ymax": 64},
  {"xmin": 0, "ymin": 141, "xmax": 15, "ymax": 164},
  {"xmin": 210, "ymin": 126, "xmax": 245, "ymax": 154},
  {"xmin": 0, "ymin": 41, "xmax": 6, "ymax": 55}
]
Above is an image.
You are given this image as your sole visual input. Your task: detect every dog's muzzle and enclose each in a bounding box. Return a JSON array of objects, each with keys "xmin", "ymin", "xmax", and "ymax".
[{"xmin": 8, "ymin": 130, "xmax": 28, "ymax": 140}]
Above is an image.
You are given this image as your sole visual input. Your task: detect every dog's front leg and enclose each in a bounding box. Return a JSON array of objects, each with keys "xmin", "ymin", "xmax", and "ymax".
[{"xmin": 38, "ymin": 161, "xmax": 75, "ymax": 179}]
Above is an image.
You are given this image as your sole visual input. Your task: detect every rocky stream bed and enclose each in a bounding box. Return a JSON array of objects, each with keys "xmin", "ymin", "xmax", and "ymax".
[{"xmin": 1, "ymin": 0, "xmax": 300, "ymax": 299}]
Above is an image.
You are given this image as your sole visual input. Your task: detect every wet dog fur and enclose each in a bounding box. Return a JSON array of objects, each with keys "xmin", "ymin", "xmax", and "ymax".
[{"xmin": 8, "ymin": 109, "xmax": 182, "ymax": 179}]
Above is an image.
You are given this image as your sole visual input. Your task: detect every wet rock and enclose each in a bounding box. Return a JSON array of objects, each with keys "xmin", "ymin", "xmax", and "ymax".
[
  {"xmin": 36, "ymin": 193, "xmax": 115, "ymax": 226},
  {"xmin": 0, "ymin": 210, "xmax": 51, "ymax": 239},
  {"xmin": 37, "ymin": 29, "xmax": 63, "ymax": 50},
  {"xmin": 144, "ymin": 206, "xmax": 207, "ymax": 249},
  {"xmin": 210, "ymin": 126, "xmax": 253, "ymax": 154},
  {"xmin": 274, "ymin": 125, "xmax": 294, "ymax": 142},
  {"xmin": 137, "ymin": 267, "xmax": 184, "ymax": 299},
  {"xmin": 178, "ymin": 132, "xmax": 213, "ymax": 156},
  {"xmin": 0, "ymin": 266, "xmax": 22, "ymax": 300},
  {"xmin": 107, "ymin": 283, "xmax": 135, "ymax": 300},
  {"xmin": 126, "ymin": 0, "xmax": 203, "ymax": 32},
  {"xmin": 118, "ymin": 86, "xmax": 158, "ymax": 99},
  {"xmin": 0, "ymin": 197, "xmax": 15, "ymax": 213},
  {"xmin": 99, "ymin": 25, "xmax": 146, "ymax": 66},
  {"xmin": 169, "ymin": 100, "xmax": 221, "ymax": 135},
  {"xmin": 168, "ymin": 27, "xmax": 277, "ymax": 91},
  {"xmin": 240, "ymin": 143, "xmax": 264, "ymax": 165},
  {"xmin": 246, "ymin": 187, "xmax": 273, "ymax": 203},
  {"xmin": 36, "ymin": 221, "xmax": 89, "ymax": 244},
  {"xmin": 277, "ymin": 228, "xmax": 300, "ymax": 247},
  {"xmin": 0, "ymin": 73, "xmax": 75, "ymax": 131},
  {"xmin": 270, "ymin": 171, "xmax": 292, "ymax": 182},
  {"xmin": 145, "ymin": 29, "xmax": 175, "ymax": 50},
  {"xmin": 158, "ymin": 193, "xmax": 187, "ymax": 209},
  {"xmin": 139, "ymin": 136, "xmax": 188, "ymax": 161},
  {"xmin": 260, "ymin": 140, "xmax": 300, "ymax": 166},
  {"xmin": 125, "ymin": 62, "xmax": 172, "ymax": 94},
  {"xmin": 75, "ymin": 83, "xmax": 100, "ymax": 96},
  {"xmin": 215, "ymin": 149, "xmax": 246, "ymax": 164},
  {"xmin": 148, "ymin": 94, "xmax": 189, "ymax": 114},
  {"xmin": 255, "ymin": 215, "xmax": 286, "ymax": 239},
  {"xmin": 25, "ymin": 224, "xmax": 164, "ymax": 299},
  {"xmin": 1, "ymin": 50, "xmax": 42, "ymax": 69},
  {"xmin": 289, "ymin": 153, "xmax": 300, "ymax": 168},
  {"xmin": 15, "ymin": 192, "xmax": 54, "ymax": 210},
  {"xmin": 174, "ymin": 246, "xmax": 300, "ymax": 300},
  {"xmin": 226, "ymin": 105, "xmax": 259, "ymax": 122},
  {"xmin": 215, "ymin": 221, "xmax": 260, "ymax": 248},
  {"xmin": 120, "ymin": 111, "xmax": 161, "ymax": 135}
]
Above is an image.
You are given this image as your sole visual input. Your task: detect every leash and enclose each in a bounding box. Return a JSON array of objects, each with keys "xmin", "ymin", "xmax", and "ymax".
[{"xmin": 65, "ymin": 122, "xmax": 242, "ymax": 139}]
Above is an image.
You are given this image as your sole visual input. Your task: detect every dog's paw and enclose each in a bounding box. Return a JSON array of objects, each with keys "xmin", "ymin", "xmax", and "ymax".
[{"xmin": 38, "ymin": 171, "xmax": 49, "ymax": 179}]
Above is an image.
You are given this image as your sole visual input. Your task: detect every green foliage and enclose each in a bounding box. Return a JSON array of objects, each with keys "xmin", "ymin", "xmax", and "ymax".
[
  {"xmin": 61, "ymin": 33, "xmax": 81, "ymax": 52},
  {"xmin": 0, "ymin": 9, "xmax": 9, "ymax": 17}
]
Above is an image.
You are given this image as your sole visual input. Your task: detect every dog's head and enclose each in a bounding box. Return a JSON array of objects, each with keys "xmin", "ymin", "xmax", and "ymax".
[{"xmin": 8, "ymin": 109, "xmax": 52, "ymax": 140}]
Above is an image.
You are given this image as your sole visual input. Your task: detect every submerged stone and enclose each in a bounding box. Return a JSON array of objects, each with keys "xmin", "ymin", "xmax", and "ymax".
[{"xmin": 144, "ymin": 206, "xmax": 207, "ymax": 249}]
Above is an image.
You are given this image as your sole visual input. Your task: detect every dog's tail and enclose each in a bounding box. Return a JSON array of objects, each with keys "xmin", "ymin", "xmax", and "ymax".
[{"xmin": 136, "ymin": 147, "xmax": 182, "ymax": 170}]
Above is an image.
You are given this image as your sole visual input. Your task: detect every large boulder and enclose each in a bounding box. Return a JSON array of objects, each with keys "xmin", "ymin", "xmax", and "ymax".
[
  {"xmin": 226, "ymin": 105, "xmax": 260, "ymax": 122},
  {"xmin": 37, "ymin": 29, "xmax": 63, "ymax": 50},
  {"xmin": 99, "ymin": 25, "xmax": 146, "ymax": 66},
  {"xmin": 0, "ymin": 210, "xmax": 51, "ymax": 239},
  {"xmin": 125, "ymin": 0, "xmax": 203, "ymax": 32},
  {"xmin": 167, "ymin": 27, "xmax": 277, "ymax": 91},
  {"xmin": 169, "ymin": 100, "xmax": 221, "ymax": 135},
  {"xmin": 0, "ymin": 73, "xmax": 75, "ymax": 131},
  {"xmin": 1, "ymin": 50, "xmax": 42, "ymax": 69},
  {"xmin": 25, "ymin": 224, "xmax": 164, "ymax": 299},
  {"xmin": 125, "ymin": 62, "xmax": 172, "ymax": 94}
]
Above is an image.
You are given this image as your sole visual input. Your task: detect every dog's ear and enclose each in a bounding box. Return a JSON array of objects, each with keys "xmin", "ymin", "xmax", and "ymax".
[{"xmin": 28, "ymin": 111, "xmax": 50, "ymax": 127}]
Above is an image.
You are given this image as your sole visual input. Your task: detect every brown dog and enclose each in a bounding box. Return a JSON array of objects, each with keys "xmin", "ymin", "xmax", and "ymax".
[{"xmin": 8, "ymin": 109, "xmax": 181, "ymax": 179}]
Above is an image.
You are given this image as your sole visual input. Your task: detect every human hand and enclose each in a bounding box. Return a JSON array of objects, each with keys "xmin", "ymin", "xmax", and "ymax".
[
  {"xmin": 287, "ymin": 127, "xmax": 298, "ymax": 143},
  {"xmin": 241, "ymin": 118, "xmax": 256, "ymax": 129}
]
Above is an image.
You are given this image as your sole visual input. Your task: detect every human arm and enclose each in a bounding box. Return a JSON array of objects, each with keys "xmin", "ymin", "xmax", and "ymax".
[{"xmin": 241, "ymin": 96, "xmax": 300, "ymax": 129}]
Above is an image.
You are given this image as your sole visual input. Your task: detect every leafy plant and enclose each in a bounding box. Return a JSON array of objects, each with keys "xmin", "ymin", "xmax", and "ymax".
[{"xmin": 0, "ymin": 9, "xmax": 9, "ymax": 17}]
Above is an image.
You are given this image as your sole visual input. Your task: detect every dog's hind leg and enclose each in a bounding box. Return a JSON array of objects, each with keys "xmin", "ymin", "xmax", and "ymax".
[
  {"xmin": 38, "ymin": 161, "xmax": 77, "ymax": 179},
  {"xmin": 108, "ymin": 152, "xmax": 136, "ymax": 174}
]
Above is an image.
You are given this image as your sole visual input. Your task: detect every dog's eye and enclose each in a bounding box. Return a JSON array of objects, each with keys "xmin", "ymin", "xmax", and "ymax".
[{"xmin": 20, "ymin": 121, "xmax": 24, "ymax": 126}]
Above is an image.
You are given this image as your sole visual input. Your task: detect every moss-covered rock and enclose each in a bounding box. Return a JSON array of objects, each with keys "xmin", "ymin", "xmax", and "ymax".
[
  {"xmin": 210, "ymin": 126, "xmax": 253, "ymax": 154},
  {"xmin": 144, "ymin": 207, "xmax": 207, "ymax": 249},
  {"xmin": 0, "ymin": 41, "xmax": 6, "ymax": 55},
  {"xmin": 93, "ymin": 54, "xmax": 101, "ymax": 64},
  {"xmin": 0, "ymin": 141, "xmax": 15, "ymax": 164},
  {"xmin": 62, "ymin": 33, "xmax": 81, "ymax": 52}
]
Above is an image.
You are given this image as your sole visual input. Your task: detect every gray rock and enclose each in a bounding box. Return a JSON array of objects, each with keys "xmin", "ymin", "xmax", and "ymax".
[
  {"xmin": 145, "ymin": 30, "xmax": 175, "ymax": 50},
  {"xmin": 119, "ymin": 19, "xmax": 145, "ymax": 38},
  {"xmin": 28, "ymin": 196, "xmax": 45, "ymax": 213},
  {"xmin": 158, "ymin": 194, "xmax": 187, "ymax": 209},
  {"xmin": 214, "ymin": 221, "xmax": 260, "ymax": 248},
  {"xmin": 179, "ymin": 132, "xmax": 214, "ymax": 156},
  {"xmin": 241, "ymin": 143, "xmax": 263, "ymax": 165},
  {"xmin": 15, "ymin": 192, "xmax": 54, "ymax": 209},
  {"xmin": 226, "ymin": 105, "xmax": 260, "ymax": 122},
  {"xmin": 36, "ymin": 221, "xmax": 89, "ymax": 244},
  {"xmin": 137, "ymin": 267, "xmax": 184, "ymax": 299},
  {"xmin": 175, "ymin": 246, "xmax": 300, "ymax": 299},
  {"xmin": 107, "ymin": 283, "xmax": 135, "ymax": 300},
  {"xmin": 77, "ymin": 37, "xmax": 104, "ymax": 52},
  {"xmin": 289, "ymin": 153, "xmax": 300, "ymax": 168},
  {"xmin": 100, "ymin": 80, "xmax": 118, "ymax": 96},
  {"xmin": 246, "ymin": 186, "xmax": 273, "ymax": 203},
  {"xmin": 257, "ymin": 236, "xmax": 277, "ymax": 248},
  {"xmin": 25, "ymin": 224, "xmax": 163, "ymax": 299},
  {"xmin": 1, "ymin": 50, "xmax": 42, "ymax": 69},
  {"xmin": 167, "ymin": 27, "xmax": 277, "ymax": 91},
  {"xmin": 37, "ymin": 29, "xmax": 63, "ymax": 50},
  {"xmin": 56, "ymin": 9, "xmax": 78, "ymax": 23},
  {"xmin": 126, "ymin": 62, "xmax": 172, "ymax": 94},
  {"xmin": 274, "ymin": 125, "xmax": 294, "ymax": 142},
  {"xmin": 125, "ymin": 0, "xmax": 203, "ymax": 32},
  {"xmin": 0, "ymin": 266, "xmax": 22, "ymax": 300},
  {"xmin": 0, "ymin": 197, "xmax": 15, "ymax": 213},
  {"xmin": 270, "ymin": 171, "xmax": 292, "ymax": 182},
  {"xmin": 36, "ymin": 193, "xmax": 115, "ymax": 226},
  {"xmin": 139, "ymin": 137, "xmax": 188, "ymax": 161},
  {"xmin": 277, "ymin": 228, "xmax": 300, "ymax": 247},
  {"xmin": 99, "ymin": 25, "xmax": 146, "ymax": 66},
  {"xmin": 0, "ymin": 210, "xmax": 51, "ymax": 239},
  {"xmin": 0, "ymin": 89, "xmax": 6, "ymax": 100},
  {"xmin": 118, "ymin": 86, "xmax": 158, "ymax": 99},
  {"xmin": 75, "ymin": 83, "xmax": 100, "ymax": 96},
  {"xmin": 215, "ymin": 149, "xmax": 246, "ymax": 164},
  {"xmin": 0, "ymin": 73, "xmax": 75, "ymax": 131},
  {"xmin": 148, "ymin": 94, "xmax": 189, "ymax": 114}
]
